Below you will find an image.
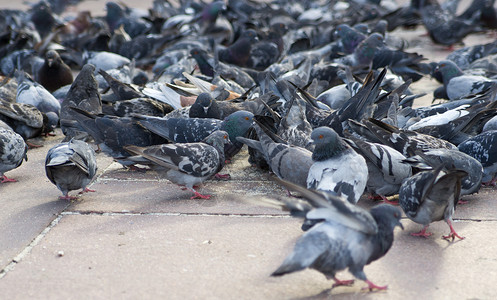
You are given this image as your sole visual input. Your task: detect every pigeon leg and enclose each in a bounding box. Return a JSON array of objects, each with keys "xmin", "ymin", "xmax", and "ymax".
[
  {"xmin": 188, "ymin": 188, "xmax": 211, "ymax": 200},
  {"xmin": 379, "ymin": 195, "xmax": 399, "ymax": 206},
  {"xmin": 79, "ymin": 187, "xmax": 96, "ymax": 194},
  {"xmin": 457, "ymin": 199, "xmax": 469, "ymax": 205},
  {"xmin": 482, "ymin": 177, "xmax": 497, "ymax": 186},
  {"xmin": 410, "ymin": 225, "xmax": 433, "ymax": 238},
  {"xmin": 214, "ymin": 173, "xmax": 231, "ymax": 180},
  {"xmin": 128, "ymin": 165, "xmax": 148, "ymax": 172},
  {"xmin": 26, "ymin": 141, "xmax": 43, "ymax": 148},
  {"xmin": 332, "ymin": 277, "xmax": 355, "ymax": 288},
  {"xmin": 368, "ymin": 194, "xmax": 383, "ymax": 200},
  {"xmin": 59, "ymin": 193, "xmax": 78, "ymax": 200},
  {"xmin": 1, "ymin": 175, "xmax": 17, "ymax": 183},
  {"xmin": 443, "ymin": 220, "xmax": 465, "ymax": 241},
  {"xmin": 362, "ymin": 280, "xmax": 387, "ymax": 291}
]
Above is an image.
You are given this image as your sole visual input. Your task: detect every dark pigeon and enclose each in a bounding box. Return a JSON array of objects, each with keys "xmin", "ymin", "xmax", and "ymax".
[
  {"xmin": 458, "ymin": 130, "xmax": 497, "ymax": 185},
  {"xmin": 37, "ymin": 50, "xmax": 74, "ymax": 93}
]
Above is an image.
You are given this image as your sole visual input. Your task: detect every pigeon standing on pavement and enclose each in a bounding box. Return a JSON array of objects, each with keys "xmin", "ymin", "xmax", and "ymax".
[
  {"xmin": 60, "ymin": 64, "xmax": 102, "ymax": 141},
  {"xmin": 124, "ymin": 130, "xmax": 230, "ymax": 199},
  {"xmin": 270, "ymin": 178, "xmax": 404, "ymax": 291},
  {"xmin": 37, "ymin": 50, "xmax": 74, "ymax": 93},
  {"xmin": 307, "ymin": 127, "xmax": 368, "ymax": 204},
  {"xmin": 45, "ymin": 139, "xmax": 98, "ymax": 200},
  {"xmin": 0, "ymin": 127, "xmax": 28, "ymax": 183},
  {"xmin": 399, "ymin": 166, "xmax": 467, "ymax": 240}
]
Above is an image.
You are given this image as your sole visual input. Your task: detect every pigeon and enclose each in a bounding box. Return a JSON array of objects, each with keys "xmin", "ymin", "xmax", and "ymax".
[
  {"xmin": 0, "ymin": 127, "xmax": 28, "ymax": 183},
  {"xmin": 334, "ymin": 24, "xmax": 366, "ymax": 54},
  {"xmin": 102, "ymin": 97, "xmax": 173, "ymax": 118},
  {"xmin": 69, "ymin": 107, "xmax": 167, "ymax": 167},
  {"xmin": 36, "ymin": 50, "xmax": 74, "ymax": 93},
  {"xmin": 124, "ymin": 130, "xmax": 230, "ymax": 199},
  {"xmin": 344, "ymin": 134, "xmax": 412, "ymax": 203},
  {"xmin": 134, "ymin": 110, "xmax": 254, "ymax": 160},
  {"xmin": 458, "ymin": 130, "xmax": 497, "ymax": 185},
  {"xmin": 236, "ymin": 122, "xmax": 313, "ymax": 188},
  {"xmin": 82, "ymin": 51, "xmax": 131, "ymax": 71},
  {"xmin": 307, "ymin": 127, "xmax": 368, "ymax": 204},
  {"xmin": 0, "ymin": 99, "xmax": 47, "ymax": 144},
  {"xmin": 60, "ymin": 64, "xmax": 102, "ymax": 141},
  {"xmin": 399, "ymin": 165, "xmax": 467, "ymax": 240},
  {"xmin": 270, "ymin": 177, "xmax": 403, "ymax": 291},
  {"xmin": 188, "ymin": 92, "xmax": 223, "ymax": 119},
  {"xmin": 45, "ymin": 139, "xmax": 98, "ymax": 200},
  {"xmin": 403, "ymin": 149, "xmax": 483, "ymax": 197},
  {"xmin": 15, "ymin": 71, "xmax": 60, "ymax": 131},
  {"xmin": 334, "ymin": 33, "xmax": 384, "ymax": 70},
  {"xmin": 436, "ymin": 60, "xmax": 496, "ymax": 100},
  {"xmin": 218, "ymin": 29, "xmax": 258, "ymax": 68}
]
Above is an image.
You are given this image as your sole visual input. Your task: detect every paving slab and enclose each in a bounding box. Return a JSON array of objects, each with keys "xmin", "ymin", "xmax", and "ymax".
[
  {"xmin": 0, "ymin": 214, "xmax": 496, "ymax": 299},
  {"xmin": 0, "ymin": 131, "xmax": 114, "ymax": 270}
]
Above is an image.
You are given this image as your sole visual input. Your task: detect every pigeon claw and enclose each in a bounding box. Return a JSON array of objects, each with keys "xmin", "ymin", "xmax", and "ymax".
[
  {"xmin": 79, "ymin": 187, "xmax": 96, "ymax": 194},
  {"xmin": 443, "ymin": 220, "xmax": 465, "ymax": 241},
  {"xmin": 59, "ymin": 194, "xmax": 79, "ymax": 201},
  {"xmin": 379, "ymin": 195, "xmax": 399, "ymax": 206},
  {"xmin": 332, "ymin": 277, "xmax": 354, "ymax": 288},
  {"xmin": 363, "ymin": 280, "xmax": 387, "ymax": 291},
  {"xmin": 190, "ymin": 189, "xmax": 211, "ymax": 199},
  {"xmin": 214, "ymin": 173, "xmax": 231, "ymax": 180},
  {"xmin": 410, "ymin": 226, "xmax": 433, "ymax": 238},
  {"xmin": 1, "ymin": 175, "xmax": 17, "ymax": 183}
]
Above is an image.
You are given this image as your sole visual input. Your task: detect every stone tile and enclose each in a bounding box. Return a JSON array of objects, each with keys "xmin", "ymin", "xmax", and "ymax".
[
  {"xmin": 69, "ymin": 179, "xmax": 289, "ymax": 215},
  {"xmin": 0, "ymin": 214, "xmax": 495, "ymax": 299}
]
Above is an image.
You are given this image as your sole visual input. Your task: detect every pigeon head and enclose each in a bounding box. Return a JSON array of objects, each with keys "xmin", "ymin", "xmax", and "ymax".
[
  {"xmin": 45, "ymin": 50, "xmax": 61, "ymax": 67},
  {"xmin": 196, "ymin": 93, "xmax": 214, "ymax": 112},
  {"xmin": 106, "ymin": 2, "xmax": 125, "ymax": 31},
  {"xmin": 309, "ymin": 127, "xmax": 349, "ymax": 161},
  {"xmin": 370, "ymin": 204, "xmax": 404, "ymax": 232},
  {"xmin": 190, "ymin": 48, "xmax": 214, "ymax": 76},
  {"xmin": 355, "ymin": 33, "xmax": 383, "ymax": 65},
  {"xmin": 435, "ymin": 60, "xmax": 464, "ymax": 85},
  {"xmin": 202, "ymin": 0, "xmax": 226, "ymax": 23},
  {"xmin": 44, "ymin": 111, "xmax": 59, "ymax": 134},
  {"xmin": 221, "ymin": 110, "xmax": 254, "ymax": 143},
  {"xmin": 203, "ymin": 130, "xmax": 231, "ymax": 150}
]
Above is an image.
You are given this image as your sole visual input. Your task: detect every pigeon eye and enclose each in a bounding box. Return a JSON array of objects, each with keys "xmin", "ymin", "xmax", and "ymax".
[
  {"xmin": 319, "ymin": 134, "xmax": 323, "ymax": 139},
  {"xmin": 245, "ymin": 117, "xmax": 249, "ymax": 120},
  {"xmin": 440, "ymin": 63, "xmax": 445, "ymax": 67},
  {"xmin": 224, "ymin": 135, "xmax": 228, "ymax": 139}
]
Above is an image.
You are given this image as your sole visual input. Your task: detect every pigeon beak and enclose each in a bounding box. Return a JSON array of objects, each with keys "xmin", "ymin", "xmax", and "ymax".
[
  {"xmin": 397, "ymin": 220, "xmax": 404, "ymax": 230},
  {"xmin": 47, "ymin": 58, "xmax": 54, "ymax": 67}
]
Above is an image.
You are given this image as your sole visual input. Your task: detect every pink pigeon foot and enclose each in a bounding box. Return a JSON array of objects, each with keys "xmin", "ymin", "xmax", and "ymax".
[
  {"xmin": 411, "ymin": 226, "xmax": 433, "ymax": 238},
  {"xmin": 457, "ymin": 199, "xmax": 469, "ymax": 205},
  {"xmin": 1, "ymin": 175, "xmax": 17, "ymax": 183},
  {"xmin": 379, "ymin": 195, "xmax": 399, "ymax": 206},
  {"xmin": 443, "ymin": 220, "xmax": 465, "ymax": 241},
  {"xmin": 27, "ymin": 141, "xmax": 43, "ymax": 148},
  {"xmin": 362, "ymin": 280, "xmax": 387, "ymax": 291},
  {"xmin": 332, "ymin": 277, "xmax": 355, "ymax": 288},
  {"xmin": 79, "ymin": 187, "xmax": 96, "ymax": 194},
  {"xmin": 190, "ymin": 190, "xmax": 211, "ymax": 200},
  {"xmin": 214, "ymin": 173, "xmax": 231, "ymax": 180},
  {"xmin": 59, "ymin": 194, "xmax": 79, "ymax": 200}
]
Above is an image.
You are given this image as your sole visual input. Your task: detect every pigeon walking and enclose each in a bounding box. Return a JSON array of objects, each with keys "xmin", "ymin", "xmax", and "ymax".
[
  {"xmin": 45, "ymin": 139, "xmax": 98, "ymax": 200},
  {"xmin": 124, "ymin": 130, "xmax": 230, "ymax": 199}
]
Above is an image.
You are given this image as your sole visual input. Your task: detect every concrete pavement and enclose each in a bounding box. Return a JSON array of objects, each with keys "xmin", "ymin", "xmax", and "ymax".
[{"xmin": 1, "ymin": 129, "xmax": 497, "ymax": 300}]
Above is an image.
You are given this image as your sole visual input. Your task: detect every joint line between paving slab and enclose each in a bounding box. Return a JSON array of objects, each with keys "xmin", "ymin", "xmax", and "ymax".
[
  {"xmin": 0, "ymin": 212, "xmax": 66, "ymax": 279},
  {"xmin": 61, "ymin": 211, "xmax": 293, "ymax": 218}
]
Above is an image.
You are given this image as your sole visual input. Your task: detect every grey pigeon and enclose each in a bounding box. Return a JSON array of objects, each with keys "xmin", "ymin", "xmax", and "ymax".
[
  {"xmin": 436, "ymin": 60, "xmax": 496, "ymax": 100},
  {"xmin": 270, "ymin": 177, "xmax": 403, "ymax": 291},
  {"xmin": 237, "ymin": 123, "xmax": 313, "ymax": 188},
  {"xmin": 403, "ymin": 149, "xmax": 483, "ymax": 197},
  {"xmin": 60, "ymin": 64, "xmax": 102, "ymax": 141},
  {"xmin": 0, "ymin": 127, "xmax": 28, "ymax": 183},
  {"xmin": 458, "ymin": 130, "xmax": 497, "ymax": 185},
  {"xmin": 124, "ymin": 130, "xmax": 230, "ymax": 199},
  {"xmin": 345, "ymin": 134, "xmax": 412, "ymax": 203},
  {"xmin": 0, "ymin": 99, "xmax": 46, "ymax": 144},
  {"xmin": 134, "ymin": 110, "xmax": 254, "ymax": 161},
  {"xmin": 307, "ymin": 127, "xmax": 368, "ymax": 204},
  {"xmin": 45, "ymin": 139, "xmax": 98, "ymax": 200},
  {"xmin": 399, "ymin": 166, "xmax": 467, "ymax": 240}
]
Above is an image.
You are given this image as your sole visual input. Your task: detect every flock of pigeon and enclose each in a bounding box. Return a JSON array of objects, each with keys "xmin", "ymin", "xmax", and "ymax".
[{"xmin": 2, "ymin": 0, "xmax": 497, "ymax": 292}]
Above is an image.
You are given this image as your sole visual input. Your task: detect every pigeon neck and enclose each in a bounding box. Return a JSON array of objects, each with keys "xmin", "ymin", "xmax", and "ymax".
[
  {"xmin": 368, "ymin": 213, "xmax": 396, "ymax": 263},
  {"xmin": 312, "ymin": 139, "xmax": 348, "ymax": 161}
]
